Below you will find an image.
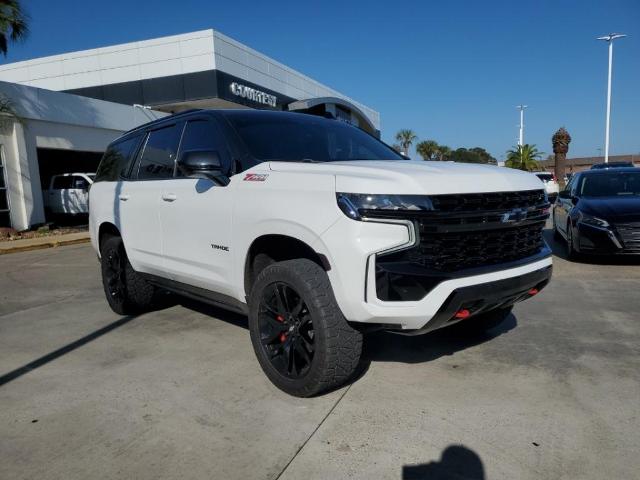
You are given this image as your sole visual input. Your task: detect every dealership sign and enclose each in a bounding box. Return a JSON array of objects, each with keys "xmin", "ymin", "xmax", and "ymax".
[{"xmin": 230, "ymin": 82, "xmax": 277, "ymax": 107}]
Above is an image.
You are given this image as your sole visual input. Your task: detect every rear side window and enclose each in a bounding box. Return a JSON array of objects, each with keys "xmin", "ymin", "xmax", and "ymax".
[
  {"xmin": 136, "ymin": 124, "xmax": 182, "ymax": 180},
  {"xmin": 95, "ymin": 136, "xmax": 141, "ymax": 182}
]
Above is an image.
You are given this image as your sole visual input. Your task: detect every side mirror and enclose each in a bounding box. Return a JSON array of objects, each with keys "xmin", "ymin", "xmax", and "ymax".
[
  {"xmin": 178, "ymin": 150, "xmax": 223, "ymax": 179},
  {"xmin": 558, "ymin": 190, "xmax": 571, "ymax": 199}
]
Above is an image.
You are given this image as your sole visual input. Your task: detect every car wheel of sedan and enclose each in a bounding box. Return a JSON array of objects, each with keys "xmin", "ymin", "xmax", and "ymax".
[{"xmin": 566, "ymin": 221, "xmax": 581, "ymax": 261}]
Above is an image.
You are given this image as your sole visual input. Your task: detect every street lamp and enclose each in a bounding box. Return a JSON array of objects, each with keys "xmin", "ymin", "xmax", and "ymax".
[
  {"xmin": 597, "ymin": 33, "xmax": 626, "ymax": 163},
  {"xmin": 516, "ymin": 105, "xmax": 528, "ymax": 146}
]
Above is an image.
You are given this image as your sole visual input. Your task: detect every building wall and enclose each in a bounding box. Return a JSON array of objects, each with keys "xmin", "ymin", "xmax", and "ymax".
[
  {"xmin": 0, "ymin": 29, "xmax": 380, "ymax": 130},
  {"xmin": 541, "ymin": 154, "xmax": 639, "ymax": 174},
  {"xmin": 0, "ymin": 82, "xmax": 166, "ymax": 230}
]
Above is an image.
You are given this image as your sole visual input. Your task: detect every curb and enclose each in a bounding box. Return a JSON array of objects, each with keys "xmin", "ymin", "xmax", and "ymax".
[{"xmin": 0, "ymin": 236, "xmax": 90, "ymax": 255}]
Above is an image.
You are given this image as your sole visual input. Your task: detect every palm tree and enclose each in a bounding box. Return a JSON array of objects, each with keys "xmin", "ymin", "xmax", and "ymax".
[
  {"xmin": 395, "ymin": 129, "xmax": 417, "ymax": 156},
  {"xmin": 436, "ymin": 145, "xmax": 452, "ymax": 161},
  {"xmin": 505, "ymin": 144, "xmax": 543, "ymax": 171},
  {"xmin": 0, "ymin": 0, "xmax": 28, "ymax": 56},
  {"xmin": 416, "ymin": 140, "xmax": 439, "ymax": 161}
]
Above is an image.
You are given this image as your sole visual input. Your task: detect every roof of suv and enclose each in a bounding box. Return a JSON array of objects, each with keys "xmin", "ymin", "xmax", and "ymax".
[
  {"xmin": 578, "ymin": 167, "xmax": 638, "ymax": 176},
  {"xmin": 116, "ymin": 109, "xmax": 351, "ymax": 143}
]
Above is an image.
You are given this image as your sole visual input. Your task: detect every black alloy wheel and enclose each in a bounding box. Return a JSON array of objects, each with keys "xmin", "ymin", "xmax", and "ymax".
[
  {"xmin": 566, "ymin": 222, "xmax": 576, "ymax": 259},
  {"xmin": 100, "ymin": 235, "xmax": 155, "ymax": 315},
  {"xmin": 105, "ymin": 244, "xmax": 127, "ymax": 303},
  {"xmin": 258, "ymin": 282, "xmax": 315, "ymax": 378}
]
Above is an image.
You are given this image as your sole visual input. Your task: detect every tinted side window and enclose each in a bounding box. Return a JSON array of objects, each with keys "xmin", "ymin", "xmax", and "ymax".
[
  {"xmin": 177, "ymin": 119, "xmax": 228, "ymax": 177},
  {"xmin": 95, "ymin": 136, "xmax": 141, "ymax": 182},
  {"xmin": 136, "ymin": 124, "xmax": 182, "ymax": 180}
]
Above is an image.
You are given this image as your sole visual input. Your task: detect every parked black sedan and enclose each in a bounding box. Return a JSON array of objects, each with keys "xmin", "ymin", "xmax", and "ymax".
[{"xmin": 553, "ymin": 168, "xmax": 640, "ymax": 259}]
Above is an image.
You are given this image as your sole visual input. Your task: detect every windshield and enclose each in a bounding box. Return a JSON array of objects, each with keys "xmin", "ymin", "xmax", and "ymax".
[
  {"xmin": 224, "ymin": 112, "xmax": 404, "ymax": 162},
  {"xmin": 579, "ymin": 171, "xmax": 640, "ymax": 197},
  {"xmin": 536, "ymin": 173, "xmax": 553, "ymax": 181}
]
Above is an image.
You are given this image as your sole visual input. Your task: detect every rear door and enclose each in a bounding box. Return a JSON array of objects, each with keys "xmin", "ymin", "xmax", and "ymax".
[
  {"xmin": 119, "ymin": 122, "xmax": 183, "ymax": 276},
  {"xmin": 159, "ymin": 116, "xmax": 235, "ymax": 296}
]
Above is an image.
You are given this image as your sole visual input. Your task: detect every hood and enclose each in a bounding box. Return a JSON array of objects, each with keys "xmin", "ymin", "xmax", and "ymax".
[
  {"xmin": 268, "ymin": 160, "xmax": 543, "ymax": 195},
  {"xmin": 578, "ymin": 196, "xmax": 640, "ymax": 222}
]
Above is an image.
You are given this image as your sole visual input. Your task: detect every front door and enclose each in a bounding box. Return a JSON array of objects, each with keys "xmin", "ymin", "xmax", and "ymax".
[{"xmin": 159, "ymin": 117, "xmax": 235, "ymax": 297}]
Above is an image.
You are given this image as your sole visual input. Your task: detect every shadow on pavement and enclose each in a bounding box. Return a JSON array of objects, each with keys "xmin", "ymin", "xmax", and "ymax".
[
  {"xmin": 361, "ymin": 314, "xmax": 517, "ymax": 365},
  {"xmin": 403, "ymin": 445, "xmax": 485, "ymax": 479},
  {"xmin": 0, "ymin": 314, "xmax": 138, "ymax": 387},
  {"xmin": 176, "ymin": 297, "xmax": 249, "ymax": 330}
]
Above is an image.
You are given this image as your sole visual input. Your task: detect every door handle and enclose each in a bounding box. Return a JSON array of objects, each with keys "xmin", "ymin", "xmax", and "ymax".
[
  {"xmin": 119, "ymin": 194, "xmax": 130, "ymax": 201},
  {"xmin": 162, "ymin": 193, "xmax": 177, "ymax": 202}
]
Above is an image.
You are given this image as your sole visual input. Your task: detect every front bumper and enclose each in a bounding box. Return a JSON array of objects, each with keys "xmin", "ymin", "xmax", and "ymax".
[
  {"xmin": 319, "ymin": 213, "xmax": 553, "ymax": 331},
  {"xmin": 390, "ymin": 264, "xmax": 552, "ymax": 335},
  {"xmin": 577, "ymin": 222, "xmax": 640, "ymax": 255}
]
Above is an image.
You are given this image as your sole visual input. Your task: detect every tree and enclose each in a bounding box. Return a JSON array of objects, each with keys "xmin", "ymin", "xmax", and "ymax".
[
  {"xmin": 436, "ymin": 145, "xmax": 452, "ymax": 161},
  {"xmin": 0, "ymin": 0, "xmax": 28, "ymax": 56},
  {"xmin": 416, "ymin": 140, "xmax": 439, "ymax": 161},
  {"xmin": 505, "ymin": 144, "xmax": 543, "ymax": 171},
  {"xmin": 395, "ymin": 129, "xmax": 417, "ymax": 156},
  {"xmin": 469, "ymin": 147, "xmax": 497, "ymax": 165},
  {"xmin": 447, "ymin": 147, "xmax": 495, "ymax": 164}
]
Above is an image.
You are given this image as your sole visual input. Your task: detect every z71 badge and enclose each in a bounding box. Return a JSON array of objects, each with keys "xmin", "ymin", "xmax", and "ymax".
[{"xmin": 243, "ymin": 173, "xmax": 269, "ymax": 182}]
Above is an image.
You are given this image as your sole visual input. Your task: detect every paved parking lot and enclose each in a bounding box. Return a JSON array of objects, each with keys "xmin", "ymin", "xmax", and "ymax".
[{"xmin": 1, "ymin": 228, "xmax": 639, "ymax": 480}]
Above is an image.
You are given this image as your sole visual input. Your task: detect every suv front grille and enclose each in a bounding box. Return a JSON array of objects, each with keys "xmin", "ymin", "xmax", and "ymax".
[{"xmin": 376, "ymin": 189, "xmax": 549, "ymax": 273}]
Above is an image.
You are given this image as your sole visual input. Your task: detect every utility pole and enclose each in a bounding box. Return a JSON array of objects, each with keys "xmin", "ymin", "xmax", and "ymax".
[
  {"xmin": 516, "ymin": 105, "xmax": 528, "ymax": 146},
  {"xmin": 597, "ymin": 33, "xmax": 626, "ymax": 163}
]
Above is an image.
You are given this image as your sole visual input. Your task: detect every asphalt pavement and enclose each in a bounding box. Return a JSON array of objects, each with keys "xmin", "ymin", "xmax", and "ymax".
[{"xmin": 1, "ymin": 229, "xmax": 639, "ymax": 480}]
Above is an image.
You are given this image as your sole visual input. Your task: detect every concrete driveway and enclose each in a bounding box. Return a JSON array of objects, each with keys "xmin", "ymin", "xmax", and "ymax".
[{"xmin": 1, "ymin": 230, "xmax": 639, "ymax": 479}]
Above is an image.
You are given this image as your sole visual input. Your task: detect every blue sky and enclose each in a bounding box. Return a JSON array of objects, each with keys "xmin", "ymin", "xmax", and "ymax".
[{"xmin": 3, "ymin": 0, "xmax": 639, "ymax": 160}]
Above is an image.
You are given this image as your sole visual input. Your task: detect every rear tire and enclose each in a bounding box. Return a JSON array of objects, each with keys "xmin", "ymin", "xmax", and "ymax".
[
  {"xmin": 451, "ymin": 306, "xmax": 512, "ymax": 336},
  {"xmin": 248, "ymin": 259, "xmax": 362, "ymax": 397},
  {"xmin": 100, "ymin": 235, "xmax": 155, "ymax": 315}
]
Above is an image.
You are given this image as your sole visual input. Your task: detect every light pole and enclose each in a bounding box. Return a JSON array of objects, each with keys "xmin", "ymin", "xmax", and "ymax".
[
  {"xmin": 516, "ymin": 105, "xmax": 527, "ymax": 146},
  {"xmin": 597, "ymin": 33, "xmax": 626, "ymax": 163}
]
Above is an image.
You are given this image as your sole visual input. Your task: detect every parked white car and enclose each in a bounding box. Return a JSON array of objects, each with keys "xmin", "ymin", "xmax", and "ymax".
[
  {"xmin": 44, "ymin": 173, "xmax": 95, "ymax": 215},
  {"xmin": 90, "ymin": 110, "xmax": 552, "ymax": 396},
  {"xmin": 535, "ymin": 172, "xmax": 559, "ymax": 202}
]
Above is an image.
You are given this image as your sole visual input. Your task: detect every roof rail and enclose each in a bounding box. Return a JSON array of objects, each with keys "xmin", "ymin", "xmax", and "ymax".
[{"xmin": 123, "ymin": 108, "xmax": 205, "ymax": 137}]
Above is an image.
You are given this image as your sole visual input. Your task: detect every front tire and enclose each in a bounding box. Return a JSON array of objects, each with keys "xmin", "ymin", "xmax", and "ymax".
[
  {"xmin": 248, "ymin": 259, "xmax": 362, "ymax": 397},
  {"xmin": 566, "ymin": 221, "xmax": 581, "ymax": 261},
  {"xmin": 100, "ymin": 235, "xmax": 155, "ymax": 315}
]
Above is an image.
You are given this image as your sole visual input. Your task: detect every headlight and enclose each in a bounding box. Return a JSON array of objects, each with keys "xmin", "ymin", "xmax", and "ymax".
[
  {"xmin": 579, "ymin": 213, "xmax": 610, "ymax": 228},
  {"xmin": 336, "ymin": 193, "xmax": 434, "ymax": 220}
]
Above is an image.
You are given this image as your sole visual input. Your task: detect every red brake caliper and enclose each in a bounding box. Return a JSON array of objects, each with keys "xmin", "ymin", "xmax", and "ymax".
[{"xmin": 277, "ymin": 315, "xmax": 287, "ymax": 342}]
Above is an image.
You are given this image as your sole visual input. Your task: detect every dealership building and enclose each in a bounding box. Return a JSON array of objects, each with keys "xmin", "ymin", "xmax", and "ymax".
[{"xmin": 0, "ymin": 29, "xmax": 380, "ymax": 230}]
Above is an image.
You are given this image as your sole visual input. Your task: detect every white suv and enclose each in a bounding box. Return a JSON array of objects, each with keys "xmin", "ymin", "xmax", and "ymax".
[
  {"xmin": 535, "ymin": 172, "xmax": 560, "ymax": 203},
  {"xmin": 90, "ymin": 110, "xmax": 552, "ymax": 396}
]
